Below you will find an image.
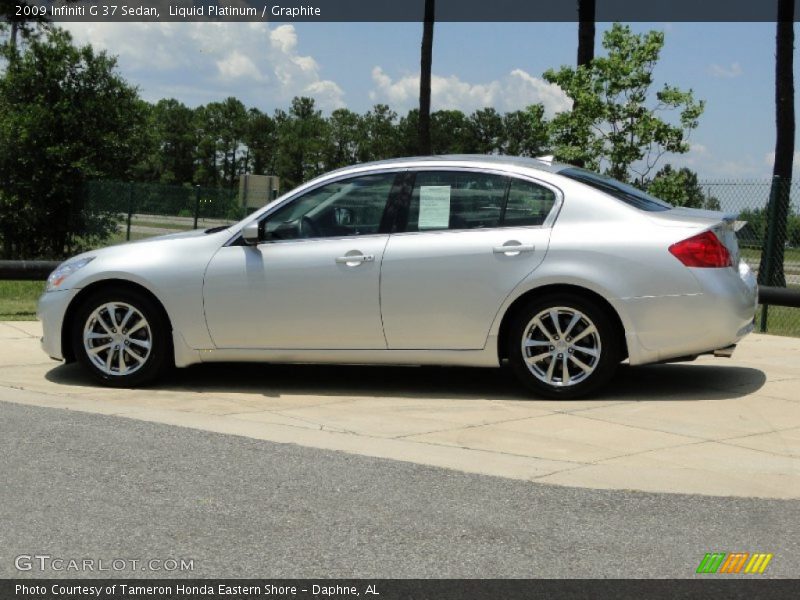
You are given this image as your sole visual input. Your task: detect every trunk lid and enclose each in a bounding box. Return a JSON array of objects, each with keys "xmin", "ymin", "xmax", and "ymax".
[{"xmin": 648, "ymin": 207, "xmax": 741, "ymax": 266}]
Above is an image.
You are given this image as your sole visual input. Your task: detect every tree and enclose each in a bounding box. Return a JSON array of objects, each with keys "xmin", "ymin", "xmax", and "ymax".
[
  {"xmin": 244, "ymin": 108, "xmax": 278, "ymax": 176},
  {"xmin": 646, "ymin": 165, "xmax": 714, "ymax": 209},
  {"xmin": 0, "ymin": 28, "xmax": 147, "ymax": 258},
  {"xmin": 502, "ymin": 105, "xmax": 550, "ymax": 157},
  {"xmin": 275, "ymin": 97, "xmax": 329, "ymax": 189},
  {"xmin": 431, "ymin": 110, "xmax": 469, "ymax": 155},
  {"xmin": 759, "ymin": 0, "xmax": 795, "ymax": 287},
  {"xmin": 466, "ymin": 108, "xmax": 504, "ymax": 154},
  {"xmin": 544, "ymin": 23, "xmax": 705, "ymax": 183},
  {"xmin": 145, "ymin": 99, "xmax": 197, "ymax": 184},
  {"xmin": 362, "ymin": 104, "xmax": 399, "ymax": 161},
  {"xmin": 418, "ymin": 0, "xmax": 435, "ymax": 155},
  {"xmin": 577, "ymin": 0, "xmax": 596, "ymax": 68}
]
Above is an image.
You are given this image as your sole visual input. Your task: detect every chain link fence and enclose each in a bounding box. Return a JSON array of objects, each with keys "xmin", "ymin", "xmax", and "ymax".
[
  {"xmin": 83, "ymin": 177, "xmax": 800, "ymax": 337},
  {"xmin": 703, "ymin": 178, "xmax": 800, "ymax": 336}
]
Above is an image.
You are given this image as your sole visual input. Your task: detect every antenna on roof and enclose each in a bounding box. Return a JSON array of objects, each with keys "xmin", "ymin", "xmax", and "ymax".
[{"xmin": 536, "ymin": 155, "xmax": 555, "ymax": 165}]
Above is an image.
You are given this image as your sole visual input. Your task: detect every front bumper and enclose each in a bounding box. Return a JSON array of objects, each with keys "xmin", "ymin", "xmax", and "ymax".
[{"xmin": 36, "ymin": 289, "xmax": 78, "ymax": 361}]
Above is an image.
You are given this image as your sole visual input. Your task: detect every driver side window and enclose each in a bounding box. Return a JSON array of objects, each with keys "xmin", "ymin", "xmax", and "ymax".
[{"xmin": 262, "ymin": 173, "xmax": 397, "ymax": 241}]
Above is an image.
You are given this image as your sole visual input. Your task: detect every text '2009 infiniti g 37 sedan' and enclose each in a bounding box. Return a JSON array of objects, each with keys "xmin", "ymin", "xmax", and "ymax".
[{"xmin": 38, "ymin": 155, "xmax": 757, "ymax": 399}]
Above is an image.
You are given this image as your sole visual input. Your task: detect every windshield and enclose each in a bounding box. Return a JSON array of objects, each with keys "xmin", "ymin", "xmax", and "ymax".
[{"xmin": 560, "ymin": 167, "xmax": 673, "ymax": 212}]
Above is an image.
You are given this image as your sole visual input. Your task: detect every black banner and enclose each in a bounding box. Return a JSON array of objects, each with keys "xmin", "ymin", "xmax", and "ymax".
[
  {"xmin": 4, "ymin": 0, "xmax": 800, "ymax": 23},
  {"xmin": 3, "ymin": 579, "xmax": 800, "ymax": 600}
]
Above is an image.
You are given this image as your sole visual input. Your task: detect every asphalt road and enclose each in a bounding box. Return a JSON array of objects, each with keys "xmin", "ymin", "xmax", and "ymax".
[{"xmin": 1, "ymin": 401, "xmax": 799, "ymax": 579}]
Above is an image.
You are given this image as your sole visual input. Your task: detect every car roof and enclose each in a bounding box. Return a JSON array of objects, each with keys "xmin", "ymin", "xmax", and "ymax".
[{"xmin": 327, "ymin": 154, "xmax": 570, "ymax": 176}]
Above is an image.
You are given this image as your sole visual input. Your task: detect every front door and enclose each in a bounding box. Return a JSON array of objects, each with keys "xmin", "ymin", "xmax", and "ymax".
[{"xmin": 203, "ymin": 172, "xmax": 399, "ymax": 350}]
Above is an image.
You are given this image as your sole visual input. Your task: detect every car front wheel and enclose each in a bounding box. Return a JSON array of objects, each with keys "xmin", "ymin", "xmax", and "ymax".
[
  {"xmin": 507, "ymin": 294, "xmax": 621, "ymax": 399},
  {"xmin": 72, "ymin": 288, "xmax": 170, "ymax": 387}
]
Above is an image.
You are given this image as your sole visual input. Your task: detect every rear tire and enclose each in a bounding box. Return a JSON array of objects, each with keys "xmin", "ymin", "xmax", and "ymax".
[
  {"xmin": 71, "ymin": 288, "xmax": 171, "ymax": 387},
  {"xmin": 507, "ymin": 293, "xmax": 621, "ymax": 399}
]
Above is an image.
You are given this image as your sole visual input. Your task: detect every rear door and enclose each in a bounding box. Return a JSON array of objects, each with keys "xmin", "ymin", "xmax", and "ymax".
[{"xmin": 380, "ymin": 169, "xmax": 559, "ymax": 350}]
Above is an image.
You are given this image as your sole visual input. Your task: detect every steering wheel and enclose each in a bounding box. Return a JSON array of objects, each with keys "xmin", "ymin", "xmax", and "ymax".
[{"xmin": 299, "ymin": 215, "xmax": 321, "ymax": 238}]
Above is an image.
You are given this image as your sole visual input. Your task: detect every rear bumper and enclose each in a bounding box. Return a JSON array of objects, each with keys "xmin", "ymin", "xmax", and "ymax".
[{"xmin": 622, "ymin": 261, "xmax": 757, "ymax": 365}]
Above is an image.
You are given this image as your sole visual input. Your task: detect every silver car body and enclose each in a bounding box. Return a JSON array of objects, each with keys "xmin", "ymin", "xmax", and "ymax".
[{"xmin": 38, "ymin": 155, "xmax": 758, "ymax": 371}]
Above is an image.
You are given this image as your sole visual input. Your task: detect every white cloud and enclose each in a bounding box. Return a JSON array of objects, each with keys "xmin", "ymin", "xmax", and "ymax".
[
  {"xmin": 63, "ymin": 22, "xmax": 345, "ymax": 110},
  {"xmin": 368, "ymin": 67, "xmax": 571, "ymax": 116},
  {"xmin": 764, "ymin": 151, "xmax": 800, "ymax": 168},
  {"xmin": 708, "ymin": 62, "xmax": 744, "ymax": 79}
]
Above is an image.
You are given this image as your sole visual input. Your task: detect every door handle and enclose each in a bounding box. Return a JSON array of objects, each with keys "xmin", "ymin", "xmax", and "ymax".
[
  {"xmin": 335, "ymin": 254, "xmax": 375, "ymax": 265},
  {"xmin": 493, "ymin": 243, "xmax": 535, "ymax": 256}
]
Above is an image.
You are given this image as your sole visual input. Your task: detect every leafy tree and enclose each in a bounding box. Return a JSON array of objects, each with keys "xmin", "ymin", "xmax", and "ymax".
[
  {"xmin": 0, "ymin": 28, "xmax": 147, "ymax": 258},
  {"xmin": 244, "ymin": 108, "xmax": 277, "ymax": 176},
  {"xmin": 143, "ymin": 99, "xmax": 197, "ymax": 184},
  {"xmin": 646, "ymin": 165, "xmax": 705, "ymax": 208},
  {"xmin": 502, "ymin": 105, "xmax": 550, "ymax": 157},
  {"xmin": 431, "ymin": 110, "xmax": 469, "ymax": 155},
  {"xmin": 544, "ymin": 23, "xmax": 705, "ymax": 182},
  {"xmin": 466, "ymin": 108, "xmax": 504, "ymax": 154},
  {"xmin": 362, "ymin": 104, "xmax": 399, "ymax": 161},
  {"xmin": 275, "ymin": 97, "xmax": 329, "ymax": 189}
]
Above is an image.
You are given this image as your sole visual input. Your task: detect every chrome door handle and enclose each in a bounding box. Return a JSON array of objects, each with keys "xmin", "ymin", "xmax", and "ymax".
[
  {"xmin": 335, "ymin": 254, "xmax": 375, "ymax": 265},
  {"xmin": 493, "ymin": 244, "xmax": 535, "ymax": 255}
]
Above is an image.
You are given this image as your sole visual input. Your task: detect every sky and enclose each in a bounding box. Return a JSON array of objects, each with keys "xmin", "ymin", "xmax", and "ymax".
[{"xmin": 61, "ymin": 20, "xmax": 797, "ymax": 181}]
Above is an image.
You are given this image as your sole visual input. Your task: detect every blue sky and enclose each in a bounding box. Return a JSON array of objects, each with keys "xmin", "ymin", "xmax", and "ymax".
[{"xmin": 64, "ymin": 21, "xmax": 795, "ymax": 181}]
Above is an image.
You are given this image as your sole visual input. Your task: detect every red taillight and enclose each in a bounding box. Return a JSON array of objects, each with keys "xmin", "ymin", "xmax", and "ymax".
[{"xmin": 668, "ymin": 231, "xmax": 731, "ymax": 268}]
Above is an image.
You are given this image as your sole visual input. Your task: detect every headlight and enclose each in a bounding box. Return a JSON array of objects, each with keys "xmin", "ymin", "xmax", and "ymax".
[{"xmin": 46, "ymin": 257, "xmax": 94, "ymax": 291}]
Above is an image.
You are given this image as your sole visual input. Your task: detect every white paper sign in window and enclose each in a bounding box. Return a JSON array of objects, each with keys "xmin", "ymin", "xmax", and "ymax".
[{"xmin": 418, "ymin": 186, "xmax": 451, "ymax": 229}]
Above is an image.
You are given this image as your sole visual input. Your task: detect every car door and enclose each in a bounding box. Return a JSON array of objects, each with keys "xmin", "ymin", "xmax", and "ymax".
[
  {"xmin": 203, "ymin": 171, "xmax": 400, "ymax": 350},
  {"xmin": 380, "ymin": 169, "xmax": 559, "ymax": 350}
]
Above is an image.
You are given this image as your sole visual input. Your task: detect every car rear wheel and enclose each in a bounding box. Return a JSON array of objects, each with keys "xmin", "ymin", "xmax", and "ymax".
[
  {"xmin": 507, "ymin": 294, "xmax": 621, "ymax": 399},
  {"xmin": 72, "ymin": 288, "xmax": 171, "ymax": 387}
]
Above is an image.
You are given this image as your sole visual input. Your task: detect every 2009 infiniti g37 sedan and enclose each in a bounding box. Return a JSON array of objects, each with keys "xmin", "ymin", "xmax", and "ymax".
[{"xmin": 38, "ymin": 155, "xmax": 757, "ymax": 399}]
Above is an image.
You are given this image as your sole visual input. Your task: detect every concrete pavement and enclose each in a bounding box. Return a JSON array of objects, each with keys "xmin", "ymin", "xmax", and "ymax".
[{"xmin": 1, "ymin": 321, "xmax": 800, "ymax": 499}]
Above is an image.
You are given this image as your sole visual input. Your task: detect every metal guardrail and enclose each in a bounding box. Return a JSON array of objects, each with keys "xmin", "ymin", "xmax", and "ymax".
[
  {"xmin": 1, "ymin": 259, "xmax": 799, "ymax": 307},
  {"xmin": 0, "ymin": 260, "xmax": 60, "ymax": 281}
]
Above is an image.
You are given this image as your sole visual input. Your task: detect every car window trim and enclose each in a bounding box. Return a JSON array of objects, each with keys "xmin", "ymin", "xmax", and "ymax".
[
  {"xmin": 225, "ymin": 168, "xmax": 408, "ymax": 247},
  {"xmin": 391, "ymin": 166, "xmax": 563, "ymax": 235}
]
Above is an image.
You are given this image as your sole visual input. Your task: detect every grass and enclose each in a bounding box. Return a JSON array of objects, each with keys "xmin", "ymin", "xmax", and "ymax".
[
  {"xmin": 755, "ymin": 305, "xmax": 800, "ymax": 337},
  {"xmin": 0, "ymin": 280, "xmax": 44, "ymax": 321}
]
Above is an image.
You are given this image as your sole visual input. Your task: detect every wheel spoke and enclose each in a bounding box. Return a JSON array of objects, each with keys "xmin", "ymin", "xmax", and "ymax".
[
  {"xmin": 126, "ymin": 319, "xmax": 147, "ymax": 335},
  {"xmin": 570, "ymin": 325, "xmax": 596, "ymax": 343},
  {"xmin": 524, "ymin": 339, "xmax": 550, "ymax": 348},
  {"xmin": 88, "ymin": 342, "xmax": 112, "ymax": 355},
  {"xmin": 105, "ymin": 347, "xmax": 114, "ymax": 371},
  {"xmin": 573, "ymin": 345, "xmax": 599, "ymax": 358},
  {"xmin": 545, "ymin": 358, "xmax": 556, "ymax": 383},
  {"xmin": 118, "ymin": 347, "xmax": 126, "ymax": 374},
  {"xmin": 561, "ymin": 354, "xmax": 570, "ymax": 385},
  {"xmin": 95, "ymin": 313, "xmax": 114, "ymax": 334},
  {"xmin": 86, "ymin": 332, "xmax": 110, "ymax": 340},
  {"xmin": 119, "ymin": 307, "xmax": 134, "ymax": 330},
  {"xmin": 563, "ymin": 313, "xmax": 581, "ymax": 337},
  {"xmin": 549, "ymin": 310, "xmax": 562, "ymax": 337},
  {"xmin": 128, "ymin": 338, "xmax": 151, "ymax": 350},
  {"xmin": 569, "ymin": 354, "xmax": 593, "ymax": 373},
  {"xmin": 526, "ymin": 351, "xmax": 551, "ymax": 364},
  {"xmin": 533, "ymin": 318, "xmax": 555, "ymax": 343},
  {"xmin": 124, "ymin": 347, "xmax": 145, "ymax": 364}
]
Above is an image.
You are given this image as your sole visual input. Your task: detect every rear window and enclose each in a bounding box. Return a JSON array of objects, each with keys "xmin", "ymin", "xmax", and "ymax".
[{"xmin": 560, "ymin": 167, "xmax": 672, "ymax": 212}]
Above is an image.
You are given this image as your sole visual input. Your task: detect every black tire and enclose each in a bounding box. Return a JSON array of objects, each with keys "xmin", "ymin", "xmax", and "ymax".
[
  {"xmin": 506, "ymin": 293, "xmax": 621, "ymax": 399},
  {"xmin": 71, "ymin": 287, "xmax": 171, "ymax": 387}
]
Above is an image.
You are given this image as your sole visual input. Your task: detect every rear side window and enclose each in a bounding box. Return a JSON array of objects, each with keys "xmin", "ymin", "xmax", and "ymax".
[
  {"xmin": 404, "ymin": 171, "xmax": 556, "ymax": 232},
  {"xmin": 505, "ymin": 179, "xmax": 556, "ymax": 227},
  {"xmin": 560, "ymin": 167, "xmax": 672, "ymax": 212}
]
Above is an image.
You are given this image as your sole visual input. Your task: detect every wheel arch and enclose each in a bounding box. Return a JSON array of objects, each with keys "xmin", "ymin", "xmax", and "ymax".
[
  {"xmin": 496, "ymin": 283, "xmax": 628, "ymax": 363},
  {"xmin": 61, "ymin": 279, "xmax": 174, "ymax": 363}
]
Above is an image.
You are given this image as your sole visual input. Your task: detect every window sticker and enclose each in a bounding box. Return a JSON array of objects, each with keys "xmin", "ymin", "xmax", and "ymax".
[{"xmin": 418, "ymin": 185, "xmax": 451, "ymax": 229}]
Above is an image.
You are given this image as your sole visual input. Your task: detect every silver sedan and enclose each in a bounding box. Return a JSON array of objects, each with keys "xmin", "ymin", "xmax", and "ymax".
[{"xmin": 38, "ymin": 156, "xmax": 757, "ymax": 398}]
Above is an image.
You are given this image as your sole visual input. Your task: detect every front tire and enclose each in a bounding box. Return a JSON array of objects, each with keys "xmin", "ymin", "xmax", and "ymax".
[
  {"xmin": 507, "ymin": 294, "xmax": 621, "ymax": 399},
  {"xmin": 72, "ymin": 288, "xmax": 171, "ymax": 387}
]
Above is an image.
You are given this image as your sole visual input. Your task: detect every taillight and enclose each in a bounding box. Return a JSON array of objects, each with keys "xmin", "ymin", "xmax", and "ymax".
[{"xmin": 668, "ymin": 231, "xmax": 731, "ymax": 268}]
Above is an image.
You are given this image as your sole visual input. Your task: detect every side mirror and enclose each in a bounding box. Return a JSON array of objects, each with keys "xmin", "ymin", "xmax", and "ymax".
[{"xmin": 242, "ymin": 222, "xmax": 260, "ymax": 245}]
